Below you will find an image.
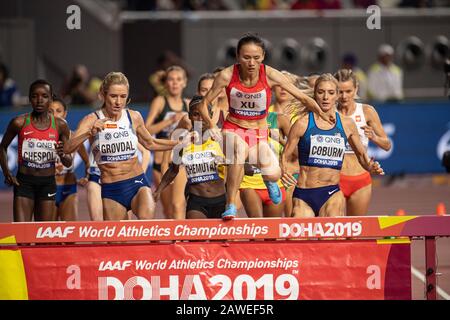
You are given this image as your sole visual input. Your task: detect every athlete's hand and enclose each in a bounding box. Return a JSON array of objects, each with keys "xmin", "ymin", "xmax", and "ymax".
[
  {"xmin": 180, "ymin": 131, "xmax": 199, "ymax": 147},
  {"xmin": 280, "ymin": 162, "xmax": 297, "ymax": 188},
  {"xmin": 319, "ymin": 111, "xmax": 336, "ymax": 125},
  {"xmin": 170, "ymin": 113, "xmax": 186, "ymax": 124},
  {"xmin": 361, "ymin": 125, "xmax": 376, "ymax": 141},
  {"xmin": 90, "ymin": 118, "xmax": 110, "ymax": 136},
  {"xmin": 55, "ymin": 161, "xmax": 64, "ymax": 174},
  {"xmin": 4, "ymin": 174, "xmax": 19, "ymax": 187},
  {"xmin": 368, "ymin": 157, "xmax": 384, "ymax": 175},
  {"xmin": 205, "ymin": 127, "xmax": 222, "ymax": 142},
  {"xmin": 153, "ymin": 190, "xmax": 161, "ymax": 203},
  {"xmin": 55, "ymin": 141, "xmax": 65, "ymax": 157},
  {"xmin": 78, "ymin": 176, "xmax": 89, "ymax": 187}
]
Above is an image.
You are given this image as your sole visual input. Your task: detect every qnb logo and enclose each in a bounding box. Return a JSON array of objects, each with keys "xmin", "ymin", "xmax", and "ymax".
[
  {"xmin": 437, "ymin": 125, "xmax": 450, "ymax": 161},
  {"xmin": 104, "ymin": 133, "xmax": 112, "ymax": 141},
  {"xmin": 36, "ymin": 226, "xmax": 76, "ymax": 239},
  {"xmin": 368, "ymin": 123, "xmax": 394, "ymax": 160}
]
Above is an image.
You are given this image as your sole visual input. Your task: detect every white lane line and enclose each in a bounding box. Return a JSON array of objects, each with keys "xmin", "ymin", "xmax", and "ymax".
[{"xmin": 411, "ymin": 266, "xmax": 450, "ymax": 300}]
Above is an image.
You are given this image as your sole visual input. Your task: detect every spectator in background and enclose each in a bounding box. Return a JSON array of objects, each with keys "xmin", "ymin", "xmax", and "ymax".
[
  {"xmin": 0, "ymin": 63, "xmax": 21, "ymax": 107},
  {"xmin": 291, "ymin": 0, "xmax": 342, "ymax": 9},
  {"xmin": 367, "ymin": 44, "xmax": 404, "ymax": 102},
  {"xmin": 341, "ymin": 53, "xmax": 368, "ymax": 101},
  {"xmin": 62, "ymin": 64, "xmax": 99, "ymax": 106}
]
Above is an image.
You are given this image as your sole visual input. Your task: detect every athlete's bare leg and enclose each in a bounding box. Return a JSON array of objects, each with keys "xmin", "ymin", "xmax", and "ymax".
[
  {"xmin": 86, "ymin": 181, "xmax": 102, "ymax": 221},
  {"xmin": 35, "ymin": 199, "xmax": 57, "ymax": 221},
  {"xmin": 58, "ymin": 194, "xmax": 78, "ymax": 221},
  {"xmin": 345, "ymin": 184, "xmax": 372, "ymax": 216},
  {"xmin": 292, "ymin": 198, "xmax": 315, "ymax": 218},
  {"xmin": 103, "ymin": 198, "xmax": 128, "ymax": 220},
  {"xmin": 131, "ymin": 186, "xmax": 155, "ymax": 220},
  {"xmin": 320, "ymin": 192, "xmax": 345, "ymax": 217},
  {"xmin": 240, "ymin": 189, "xmax": 264, "ymax": 218},
  {"xmin": 13, "ymin": 197, "xmax": 34, "ymax": 222}
]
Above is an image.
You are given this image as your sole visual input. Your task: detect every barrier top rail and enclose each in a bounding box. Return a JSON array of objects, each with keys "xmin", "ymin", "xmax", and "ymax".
[{"xmin": 0, "ymin": 216, "xmax": 449, "ymax": 244}]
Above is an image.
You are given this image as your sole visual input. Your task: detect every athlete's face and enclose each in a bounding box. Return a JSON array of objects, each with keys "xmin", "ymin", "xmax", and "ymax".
[
  {"xmin": 103, "ymin": 84, "xmax": 129, "ymax": 117},
  {"xmin": 237, "ymin": 43, "xmax": 265, "ymax": 77},
  {"xmin": 273, "ymin": 85, "xmax": 293, "ymax": 103},
  {"xmin": 198, "ymin": 78, "xmax": 213, "ymax": 97},
  {"xmin": 189, "ymin": 106, "xmax": 208, "ymax": 133},
  {"xmin": 30, "ymin": 85, "xmax": 52, "ymax": 113},
  {"xmin": 166, "ymin": 70, "xmax": 187, "ymax": 96},
  {"xmin": 338, "ymin": 80, "xmax": 357, "ymax": 108},
  {"xmin": 49, "ymin": 101, "xmax": 67, "ymax": 119},
  {"xmin": 315, "ymin": 81, "xmax": 338, "ymax": 112}
]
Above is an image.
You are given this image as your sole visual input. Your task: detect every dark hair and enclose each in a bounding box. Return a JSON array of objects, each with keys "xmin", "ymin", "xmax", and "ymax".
[
  {"xmin": 213, "ymin": 66, "xmax": 225, "ymax": 74},
  {"xmin": 29, "ymin": 79, "xmax": 53, "ymax": 98},
  {"xmin": 0, "ymin": 63, "xmax": 9, "ymax": 79},
  {"xmin": 189, "ymin": 95, "xmax": 212, "ymax": 116},
  {"xmin": 197, "ymin": 73, "xmax": 215, "ymax": 92},
  {"xmin": 237, "ymin": 33, "xmax": 265, "ymax": 56},
  {"xmin": 52, "ymin": 97, "xmax": 68, "ymax": 111}
]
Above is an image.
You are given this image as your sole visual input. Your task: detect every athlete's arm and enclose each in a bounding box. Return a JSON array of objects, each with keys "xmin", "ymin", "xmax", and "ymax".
[
  {"xmin": 275, "ymin": 113, "xmax": 291, "ymax": 146},
  {"xmin": 199, "ymin": 67, "xmax": 232, "ymax": 129},
  {"xmin": 281, "ymin": 116, "xmax": 306, "ymax": 186},
  {"xmin": 137, "ymin": 142, "xmax": 151, "ymax": 173},
  {"xmin": 132, "ymin": 110, "xmax": 177, "ymax": 151},
  {"xmin": 266, "ymin": 66, "xmax": 334, "ymax": 124},
  {"xmin": 56, "ymin": 118, "xmax": 73, "ymax": 167},
  {"xmin": 76, "ymin": 139, "xmax": 90, "ymax": 183},
  {"xmin": 64, "ymin": 113, "xmax": 99, "ymax": 154},
  {"xmin": 363, "ymin": 105, "xmax": 391, "ymax": 151},
  {"xmin": 0, "ymin": 116, "xmax": 22, "ymax": 186},
  {"xmin": 153, "ymin": 162, "xmax": 180, "ymax": 203},
  {"xmin": 344, "ymin": 117, "xmax": 384, "ymax": 175},
  {"xmin": 145, "ymin": 96, "xmax": 170, "ymax": 134}
]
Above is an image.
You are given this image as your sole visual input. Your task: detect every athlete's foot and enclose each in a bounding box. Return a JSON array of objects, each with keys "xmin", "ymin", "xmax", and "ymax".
[
  {"xmin": 222, "ymin": 204, "xmax": 237, "ymax": 220},
  {"xmin": 264, "ymin": 180, "xmax": 282, "ymax": 205}
]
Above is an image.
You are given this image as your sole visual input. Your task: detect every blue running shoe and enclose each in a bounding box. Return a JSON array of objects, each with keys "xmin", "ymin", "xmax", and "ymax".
[
  {"xmin": 222, "ymin": 204, "xmax": 237, "ymax": 220},
  {"xmin": 264, "ymin": 180, "xmax": 282, "ymax": 205}
]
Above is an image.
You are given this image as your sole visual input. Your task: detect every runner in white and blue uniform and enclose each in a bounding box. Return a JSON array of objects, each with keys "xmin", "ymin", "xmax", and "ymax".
[
  {"xmin": 65, "ymin": 72, "xmax": 183, "ymax": 220},
  {"xmin": 281, "ymin": 73, "xmax": 384, "ymax": 217}
]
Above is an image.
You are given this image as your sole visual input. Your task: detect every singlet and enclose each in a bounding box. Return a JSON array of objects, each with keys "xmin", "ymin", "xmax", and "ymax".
[
  {"xmin": 298, "ymin": 112, "xmax": 347, "ymax": 170},
  {"xmin": 92, "ymin": 109, "xmax": 138, "ymax": 165},
  {"xmin": 181, "ymin": 138, "xmax": 224, "ymax": 185},
  {"xmin": 268, "ymin": 104, "xmax": 299, "ymax": 124},
  {"xmin": 18, "ymin": 113, "xmax": 59, "ymax": 169},
  {"xmin": 155, "ymin": 97, "xmax": 188, "ymax": 139},
  {"xmin": 344, "ymin": 103, "xmax": 369, "ymax": 154},
  {"xmin": 226, "ymin": 64, "xmax": 271, "ymax": 121}
]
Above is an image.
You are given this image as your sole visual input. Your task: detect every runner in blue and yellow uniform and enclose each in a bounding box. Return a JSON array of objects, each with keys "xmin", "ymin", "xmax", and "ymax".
[
  {"xmin": 154, "ymin": 95, "xmax": 226, "ymax": 219},
  {"xmin": 281, "ymin": 74, "xmax": 384, "ymax": 217}
]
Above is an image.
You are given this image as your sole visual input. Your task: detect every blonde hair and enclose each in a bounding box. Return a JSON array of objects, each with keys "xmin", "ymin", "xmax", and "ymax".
[
  {"xmin": 314, "ymin": 73, "xmax": 338, "ymax": 98},
  {"xmin": 164, "ymin": 65, "xmax": 187, "ymax": 82},
  {"xmin": 333, "ymin": 69, "xmax": 358, "ymax": 88},
  {"xmin": 100, "ymin": 72, "xmax": 129, "ymax": 95}
]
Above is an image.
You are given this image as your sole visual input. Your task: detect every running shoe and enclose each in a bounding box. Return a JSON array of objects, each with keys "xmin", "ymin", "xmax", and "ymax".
[
  {"xmin": 222, "ymin": 204, "xmax": 237, "ymax": 220},
  {"xmin": 264, "ymin": 180, "xmax": 282, "ymax": 205}
]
